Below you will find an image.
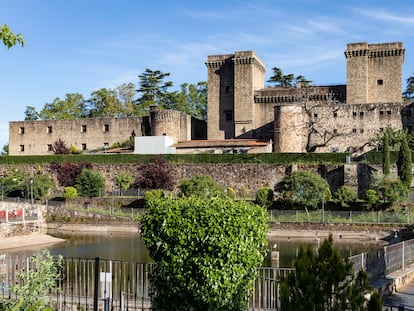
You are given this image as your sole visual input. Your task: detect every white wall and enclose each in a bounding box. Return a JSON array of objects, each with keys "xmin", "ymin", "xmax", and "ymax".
[{"xmin": 134, "ymin": 136, "xmax": 176, "ymax": 154}]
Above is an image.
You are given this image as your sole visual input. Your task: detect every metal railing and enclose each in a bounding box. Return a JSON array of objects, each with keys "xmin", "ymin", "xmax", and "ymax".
[
  {"xmin": 0, "ymin": 203, "xmax": 39, "ymax": 224},
  {"xmin": 0, "ymin": 255, "xmax": 294, "ymax": 311}
]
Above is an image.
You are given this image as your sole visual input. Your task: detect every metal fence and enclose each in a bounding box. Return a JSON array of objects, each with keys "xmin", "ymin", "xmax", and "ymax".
[
  {"xmin": 384, "ymin": 239, "xmax": 414, "ymax": 275},
  {"xmin": 0, "ymin": 255, "xmax": 294, "ymax": 311},
  {"xmin": 0, "ymin": 202, "xmax": 39, "ymax": 224}
]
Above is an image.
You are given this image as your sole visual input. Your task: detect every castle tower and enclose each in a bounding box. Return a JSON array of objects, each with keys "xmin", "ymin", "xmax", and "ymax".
[
  {"xmin": 345, "ymin": 42, "xmax": 404, "ymax": 104},
  {"xmin": 150, "ymin": 106, "xmax": 182, "ymax": 143},
  {"xmin": 274, "ymin": 103, "xmax": 305, "ymax": 152},
  {"xmin": 205, "ymin": 51, "xmax": 265, "ymax": 140}
]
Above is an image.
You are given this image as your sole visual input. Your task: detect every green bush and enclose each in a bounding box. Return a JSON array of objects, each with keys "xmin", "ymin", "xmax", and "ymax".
[
  {"xmin": 333, "ymin": 185, "xmax": 357, "ymax": 208},
  {"xmin": 144, "ymin": 189, "xmax": 165, "ymax": 208},
  {"xmin": 75, "ymin": 168, "xmax": 105, "ymax": 197},
  {"xmin": 63, "ymin": 186, "xmax": 78, "ymax": 200},
  {"xmin": 141, "ymin": 195, "xmax": 269, "ymax": 310},
  {"xmin": 179, "ymin": 175, "xmax": 225, "ymax": 198},
  {"xmin": 255, "ymin": 187, "xmax": 274, "ymax": 208}
]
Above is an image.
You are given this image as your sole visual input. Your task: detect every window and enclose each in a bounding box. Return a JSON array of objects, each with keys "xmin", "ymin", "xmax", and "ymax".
[
  {"xmin": 377, "ymin": 79, "xmax": 383, "ymax": 85},
  {"xmin": 387, "ymin": 111, "xmax": 392, "ymax": 115},
  {"xmin": 224, "ymin": 111, "xmax": 233, "ymax": 122},
  {"xmin": 313, "ymin": 113, "xmax": 318, "ymax": 118},
  {"xmin": 81, "ymin": 125, "xmax": 87, "ymax": 132},
  {"xmin": 103, "ymin": 142, "xmax": 109, "ymax": 149},
  {"xmin": 380, "ymin": 111, "xmax": 384, "ymax": 116},
  {"xmin": 104, "ymin": 124, "xmax": 109, "ymax": 132},
  {"xmin": 359, "ymin": 111, "xmax": 364, "ymax": 118},
  {"xmin": 82, "ymin": 143, "xmax": 87, "ymax": 150},
  {"xmin": 380, "ymin": 127, "xmax": 384, "ymax": 132},
  {"xmin": 352, "ymin": 128, "xmax": 357, "ymax": 133},
  {"xmin": 333, "ymin": 112, "xmax": 338, "ymax": 118},
  {"xmin": 19, "ymin": 145, "xmax": 25, "ymax": 152},
  {"xmin": 47, "ymin": 144, "xmax": 53, "ymax": 151},
  {"xmin": 19, "ymin": 127, "xmax": 25, "ymax": 134},
  {"xmin": 360, "ymin": 129, "xmax": 364, "ymax": 133},
  {"xmin": 47, "ymin": 125, "xmax": 52, "ymax": 133},
  {"xmin": 352, "ymin": 112, "xmax": 357, "ymax": 117}
]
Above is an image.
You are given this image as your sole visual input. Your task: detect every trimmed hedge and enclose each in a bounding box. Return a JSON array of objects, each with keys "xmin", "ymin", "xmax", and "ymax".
[{"xmin": 0, "ymin": 152, "xmax": 348, "ymax": 165}]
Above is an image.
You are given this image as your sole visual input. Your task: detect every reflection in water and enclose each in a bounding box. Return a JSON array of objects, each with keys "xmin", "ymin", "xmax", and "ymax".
[{"xmin": 2, "ymin": 232, "xmax": 385, "ymax": 268}]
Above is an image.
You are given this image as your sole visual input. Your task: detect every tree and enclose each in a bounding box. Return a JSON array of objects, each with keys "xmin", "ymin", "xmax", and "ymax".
[
  {"xmin": 75, "ymin": 168, "xmax": 105, "ymax": 197},
  {"xmin": 23, "ymin": 173, "xmax": 55, "ymax": 200},
  {"xmin": 275, "ymin": 171, "xmax": 330, "ymax": 210},
  {"xmin": 267, "ymin": 67, "xmax": 311, "ymax": 87},
  {"xmin": 403, "ymin": 74, "xmax": 414, "ymax": 100},
  {"xmin": 24, "ymin": 106, "xmax": 39, "ymax": 120},
  {"xmin": 172, "ymin": 82, "xmax": 208, "ymax": 120},
  {"xmin": 135, "ymin": 68, "xmax": 175, "ymax": 115},
  {"xmin": 0, "ymin": 24, "xmax": 25, "ymax": 49},
  {"xmin": 63, "ymin": 186, "xmax": 78, "ymax": 200},
  {"xmin": 382, "ymin": 131, "xmax": 391, "ymax": 176},
  {"xmin": 333, "ymin": 185, "xmax": 357, "ymax": 208},
  {"xmin": 1, "ymin": 143, "xmax": 8, "ymax": 156},
  {"xmin": 50, "ymin": 161, "xmax": 93, "ymax": 187},
  {"xmin": 280, "ymin": 234, "xmax": 375, "ymax": 311},
  {"xmin": 134, "ymin": 156, "xmax": 175, "ymax": 190},
  {"xmin": 52, "ymin": 138, "xmax": 70, "ymax": 154},
  {"xmin": 397, "ymin": 134, "xmax": 412, "ymax": 188},
  {"xmin": 86, "ymin": 88, "xmax": 121, "ymax": 117},
  {"xmin": 39, "ymin": 93, "xmax": 86, "ymax": 120},
  {"xmin": 179, "ymin": 175, "xmax": 225, "ymax": 198},
  {"xmin": 255, "ymin": 187, "xmax": 274, "ymax": 208},
  {"xmin": 115, "ymin": 171, "xmax": 133, "ymax": 194},
  {"xmin": 141, "ymin": 195, "xmax": 269, "ymax": 310}
]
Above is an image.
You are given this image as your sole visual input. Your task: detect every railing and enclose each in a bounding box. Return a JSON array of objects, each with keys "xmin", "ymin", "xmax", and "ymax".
[
  {"xmin": 385, "ymin": 239, "xmax": 414, "ymax": 275},
  {"xmin": 0, "ymin": 255, "xmax": 294, "ymax": 311},
  {"xmin": 0, "ymin": 202, "xmax": 39, "ymax": 224}
]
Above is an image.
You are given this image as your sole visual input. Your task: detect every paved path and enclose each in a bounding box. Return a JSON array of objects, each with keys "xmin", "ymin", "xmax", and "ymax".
[
  {"xmin": 384, "ymin": 282, "xmax": 414, "ymax": 310},
  {"xmin": 0, "ymin": 233, "xmax": 65, "ymax": 251}
]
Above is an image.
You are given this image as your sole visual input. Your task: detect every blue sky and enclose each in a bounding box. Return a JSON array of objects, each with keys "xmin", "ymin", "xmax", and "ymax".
[{"xmin": 1, "ymin": 0, "xmax": 414, "ymax": 149}]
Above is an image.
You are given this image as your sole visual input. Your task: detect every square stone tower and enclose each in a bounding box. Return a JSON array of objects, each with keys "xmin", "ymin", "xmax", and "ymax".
[
  {"xmin": 205, "ymin": 51, "xmax": 265, "ymax": 139},
  {"xmin": 345, "ymin": 42, "xmax": 404, "ymax": 104}
]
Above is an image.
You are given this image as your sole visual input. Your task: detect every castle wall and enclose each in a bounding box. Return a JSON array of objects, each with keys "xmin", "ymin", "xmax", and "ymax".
[
  {"xmin": 274, "ymin": 103, "xmax": 305, "ymax": 152},
  {"xmin": 9, "ymin": 117, "xmax": 143, "ymax": 155}
]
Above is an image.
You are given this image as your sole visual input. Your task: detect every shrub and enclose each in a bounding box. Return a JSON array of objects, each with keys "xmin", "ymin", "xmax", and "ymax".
[
  {"xmin": 144, "ymin": 189, "xmax": 165, "ymax": 208},
  {"xmin": 255, "ymin": 187, "xmax": 274, "ymax": 208},
  {"xmin": 275, "ymin": 171, "xmax": 330, "ymax": 210},
  {"xmin": 63, "ymin": 186, "xmax": 78, "ymax": 200},
  {"xmin": 333, "ymin": 185, "xmax": 357, "ymax": 208},
  {"xmin": 134, "ymin": 156, "xmax": 175, "ymax": 190},
  {"xmin": 52, "ymin": 138, "xmax": 69, "ymax": 154},
  {"xmin": 141, "ymin": 195, "xmax": 269, "ymax": 310},
  {"xmin": 115, "ymin": 171, "xmax": 133, "ymax": 193},
  {"xmin": 75, "ymin": 168, "xmax": 105, "ymax": 197},
  {"xmin": 50, "ymin": 161, "xmax": 93, "ymax": 187},
  {"xmin": 364, "ymin": 189, "xmax": 380, "ymax": 209},
  {"xmin": 179, "ymin": 175, "xmax": 225, "ymax": 198}
]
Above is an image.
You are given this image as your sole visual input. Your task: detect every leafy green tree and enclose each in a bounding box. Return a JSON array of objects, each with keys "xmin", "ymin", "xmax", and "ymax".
[
  {"xmin": 333, "ymin": 185, "xmax": 357, "ymax": 208},
  {"xmin": 172, "ymin": 82, "xmax": 208, "ymax": 120},
  {"xmin": 267, "ymin": 67, "xmax": 311, "ymax": 87},
  {"xmin": 0, "ymin": 24, "xmax": 25, "ymax": 48},
  {"xmin": 1, "ymin": 143, "xmax": 8, "ymax": 156},
  {"xmin": 5, "ymin": 250, "xmax": 63, "ymax": 310},
  {"xmin": 275, "ymin": 171, "xmax": 330, "ymax": 210},
  {"xmin": 141, "ymin": 195, "xmax": 269, "ymax": 310},
  {"xmin": 63, "ymin": 186, "xmax": 78, "ymax": 200},
  {"xmin": 135, "ymin": 68, "xmax": 175, "ymax": 116},
  {"xmin": 115, "ymin": 171, "xmax": 133, "ymax": 194},
  {"xmin": 0, "ymin": 167, "xmax": 24, "ymax": 196},
  {"xmin": 179, "ymin": 175, "xmax": 225, "ymax": 198},
  {"xmin": 382, "ymin": 131, "xmax": 391, "ymax": 176},
  {"xmin": 39, "ymin": 93, "xmax": 86, "ymax": 120},
  {"xmin": 255, "ymin": 187, "xmax": 274, "ymax": 208},
  {"xmin": 378, "ymin": 179, "xmax": 409, "ymax": 203},
  {"xmin": 75, "ymin": 168, "xmax": 105, "ymax": 197},
  {"xmin": 116, "ymin": 83, "xmax": 136, "ymax": 116},
  {"xmin": 397, "ymin": 134, "xmax": 412, "ymax": 188},
  {"xmin": 26, "ymin": 174, "xmax": 55, "ymax": 200},
  {"xmin": 367, "ymin": 291, "xmax": 383, "ymax": 311},
  {"xmin": 364, "ymin": 189, "xmax": 380, "ymax": 209},
  {"xmin": 281, "ymin": 234, "xmax": 374, "ymax": 311},
  {"xmin": 86, "ymin": 87, "xmax": 122, "ymax": 117}
]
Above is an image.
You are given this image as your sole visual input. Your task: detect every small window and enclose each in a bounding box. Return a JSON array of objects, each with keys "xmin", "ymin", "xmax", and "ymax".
[
  {"xmin": 313, "ymin": 113, "xmax": 318, "ymax": 118},
  {"xmin": 104, "ymin": 124, "xmax": 109, "ymax": 132},
  {"xmin": 47, "ymin": 144, "xmax": 53, "ymax": 151},
  {"xmin": 82, "ymin": 143, "xmax": 87, "ymax": 150},
  {"xmin": 352, "ymin": 112, "xmax": 357, "ymax": 117},
  {"xmin": 103, "ymin": 142, "xmax": 109, "ymax": 149},
  {"xmin": 380, "ymin": 111, "xmax": 384, "ymax": 116},
  {"xmin": 19, "ymin": 145, "xmax": 25, "ymax": 152},
  {"xmin": 333, "ymin": 112, "xmax": 338, "ymax": 118},
  {"xmin": 81, "ymin": 125, "xmax": 87, "ymax": 132},
  {"xmin": 360, "ymin": 129, "xmax": 364, "ymax": 133},
  {"xmin": 19, "ymin": 127, "xmax": 25, "ymax": 134},
  {"xmin": 380, "ymin": 127, "xmax": 384, "ymax": 132},
  {"xmin": 377, "ymin": 79, "xmax": 383, "ymax": 85},
  {"xmin": 224, "ymin": 111, "xmax": 233, "ymax": 122},
  {"xmin": 359, "ymin": 111, "xmax": 364, "ymax": 118},
  {"xmin": 352, "ymin": 128, "xmax": 357, "ymax": 133},
  {"xmin": 47, "ymin": 126, "xmax": 52, "ymax": 133},
  {"xmin": 387, "ymin": 111, "xmax": 392, "ymax": 115}
]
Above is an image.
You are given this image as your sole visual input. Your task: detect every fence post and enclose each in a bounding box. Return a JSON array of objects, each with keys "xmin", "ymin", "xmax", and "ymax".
[{"xmin": 94, "ymin": 257, "xmax": 100, "ymax": 311}]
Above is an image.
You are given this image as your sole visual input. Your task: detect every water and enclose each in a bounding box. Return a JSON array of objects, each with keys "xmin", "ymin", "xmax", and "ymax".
[{"xmin": 2, "ymin": 231, "xmax": 385, "ymax": 268}]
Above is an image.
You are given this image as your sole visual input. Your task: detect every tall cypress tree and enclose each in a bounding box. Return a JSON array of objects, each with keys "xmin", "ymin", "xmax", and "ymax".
[
  {"xmin": 397, "ymin": 135, "xmax": 412, "ymax": 188},
  {"xmin": 382, "ymin": 133, "xmax": 391, "ymax": 177}
]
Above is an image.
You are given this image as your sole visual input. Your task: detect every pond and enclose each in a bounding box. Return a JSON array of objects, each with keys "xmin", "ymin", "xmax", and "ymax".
[{"xmin": 2, "ymin": 231, "xmax": 386, "ymax": 268}]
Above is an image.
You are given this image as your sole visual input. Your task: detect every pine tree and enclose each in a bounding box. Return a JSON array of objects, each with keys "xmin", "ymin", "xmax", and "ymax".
[
  {"xmin": 382, "ymin": 133, "xmax": 391, "ymax": 176},
  {"xmin": 397, "ymin": 135, "xmax": 412, "ymax": 188}
]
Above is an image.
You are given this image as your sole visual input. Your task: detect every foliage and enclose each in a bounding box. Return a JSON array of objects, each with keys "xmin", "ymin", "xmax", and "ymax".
[
  {"xmin": 0, "ymin": 167, "xmax": 24, "ymax": 196},
  {"xmin": 24, "ymin": 106, "xmax": 39, "ymax": 120},
  {"xmin": 364, "ymin": 189, "xmax": 380, "ymax": 209},
  {"xmin": 275, "ymin": 171, "xmax": 330, "ymax": 210},
  {"xmin": 49, "ymin": 161, "xmax": 93, "ymax": 187},
  {"xmin": 397, "ymin": 134, "xmax": 412, "ymax": 188},
  {"xmin": 7, "ymin": 250, "xmax": 63, "ymax": 311},
  {"xmin": 25, "ymin": 173, "xmax": 55, "ymax": 200},
  {"xmin": 38, "ymin": 93, "xmax": 86, "ymax": 120},
  {"xmin": 171, "ymin": 82, "xmax": 207, "ymax": 120},
  {"xmin": 134, "ymin": 156, "xmax": 175, "ymax": 190},
  {"xmin": 280, "ymin": 234, "xmax": 373, "ymax": 311},
  {"xmin": 75, "ymin": 168, "xmax": 105, "ymax": 197},
  {"xmin": 382, "ymin": 131, "xmax": 391, "ymax": 176},
  {"xmin": 115, "ymin": 171, "xmax": 133, "ymax": 192},
  {"xmin": 143, "ymin": 189, "xmax": 165, "ymax": 208},
  {"xmin": 255, "ymin": 187, "xmax": 274, "ymax": 208},
  {"xmin": 63, "ymin": 186, "xmax": 78, "ymax": 200},
  {"xmin": 367, "ymin": 292, "xmax": 383, "ymax": 311},
  {"xmin": 267, "ymin": 67, "xmax": 311, "ymax": 87},
  {"xmin": 333, "ymin": 185, "xmax": 357, "ymax": 208},
  {"xmin": 135, "ymin": 68, "xmax": 175, "ymax": 116},
  {"xmin": 52, "ymin": 138, "xmax": 70, "ymax": 154},
  {"xmin": 370, "ymin": 171, "xmax": 409, "ymax": 203},
  {"xmin": 141, "ymin": 195, "xmax": 269, "ymax": 310},
  {"xmin": 0, "ymin": 24, "xmax": 25, "ymax": 49},
  {"xmin": 1, "ymin": 143, "xmax": 8, "ymax": 156},
  {"xmin": 403, "ymin": 74, "xmax": 414, "ymax": 100},
  {"xmin": 179, "ymin": 175, "xmax": 225, "ymax": 198},
  {"xmin": 226, "ymin": 187, "xmax": 236, "ymax": 200}
]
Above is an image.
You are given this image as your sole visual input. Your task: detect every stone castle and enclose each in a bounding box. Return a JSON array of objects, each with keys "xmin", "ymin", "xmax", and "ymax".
[{"xmin": 8, "ymin": 41, "xmax": 412, "ymax": 155}]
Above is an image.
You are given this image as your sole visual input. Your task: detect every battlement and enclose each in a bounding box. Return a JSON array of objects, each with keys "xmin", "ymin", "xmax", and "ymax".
[{"xmin": 345, "ymin": 42, "xmax": 404, "ymax": 59}]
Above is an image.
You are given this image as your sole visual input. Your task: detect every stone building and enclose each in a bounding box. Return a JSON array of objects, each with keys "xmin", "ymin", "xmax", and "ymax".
[
  {"xmin": 9, "ymin": 107, "xmax": 207, "ymax": 155},
  {"xmin": 205, "ymin": 42, "xmax": 409, "ymax": 154}
]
